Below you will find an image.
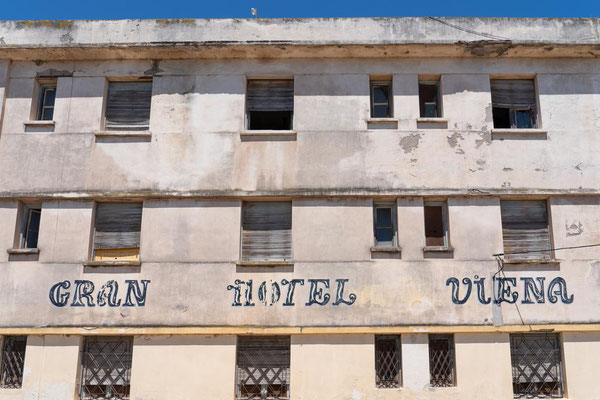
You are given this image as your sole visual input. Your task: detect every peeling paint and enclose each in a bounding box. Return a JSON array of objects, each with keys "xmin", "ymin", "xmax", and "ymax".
[
  {"xmin": 503, "ymin": 167, "xmax": 514, "ymax": 172},
  {"xmin": 566, "ymin": 220, "xmax": 584, "ymax": 236},
  {"xmin": 399, "ymin": 133, "xmax": 421, "ymax": 153},
  {"xmin": 446, "ymin": 132, "xmax": 464, "ymax": 148},
  {"xmin": 475, "ymin": 130, "xmax": 492, "ymax": 148}
]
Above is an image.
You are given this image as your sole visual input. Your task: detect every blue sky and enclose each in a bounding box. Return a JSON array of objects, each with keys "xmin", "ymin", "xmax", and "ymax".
[{"xmin": 0, "ymin": 0, "xmax": 598, "ymax": 20}]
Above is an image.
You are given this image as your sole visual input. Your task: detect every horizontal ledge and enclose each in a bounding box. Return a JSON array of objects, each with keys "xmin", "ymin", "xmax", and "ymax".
[
  {"xmin": 240, "ymin": 130, "xmax": 297, "ymax": 137},
  {"xmin": 23, "ymin": 120, "xmax": 55, "ymax": 126},
  {"xmin": 83, "ymin": 261, "xmax": 142, "ymax": 267},
  {"xmin": 95, "ymin": 131, "xmax": 152, "ymax": 138},
  {"xmin": 503, "ymin": 258, "xmax": 560, "ymax": 265},
  {"xmin": 370, "ymin": 246, "xmax": 402, "ymax": 253},
  {"xmin": 237, "ymin": 261, "xmax": 294, "ymax": 267},
  {"xmin": 7, "ymin": 248, "xmax": 40, "ymax": 255},
  {"xmin": 423, "ymin": 246, "xmax": 454, "ymax": 253},
  {"xmin": 366, "ymin": 118, "xmax": 399, "ymax": 123},
  {"xmin": 491, "ymin": 128, "xmax": 548, "ymax": 135},
  {"xmin": 416, "ymin": 117, "xmax": 449, "ymax": 123}
]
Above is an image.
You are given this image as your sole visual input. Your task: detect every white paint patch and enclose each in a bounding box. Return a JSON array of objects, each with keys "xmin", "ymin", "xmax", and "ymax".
[
  {"xmin": 23, "ymin": 366, "xmax": 31, "ymax": 377},
  {"xmin": 412, "ymin": 327, "xmax": 429, "ymax": 332},
  {"xmin": 351, "ymin": 388, "xmax": 364, "ymax": 400}
]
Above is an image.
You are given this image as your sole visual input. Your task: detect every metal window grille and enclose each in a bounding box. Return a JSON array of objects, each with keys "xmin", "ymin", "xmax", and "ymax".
[
  {"xmin": 375, "ymin": 335, "xmax": 401, "ymax": 388},
  {"xmin": 80, "ymin": 336, "xmax": 133, "ymax": 400},
  {"xmin": 0, "ymin": 336, "xmax": 27, "ymax": 389},
  {"xmin": 429, "ymin": 334, "xmax": 456, "ymax": 387},
  {"xmin": 510, "ymin": 333, "xmax": 563, "ymax": 398},
  {"xmin": 236, "ymin": 336, "xmax": 290, "ymax": 400}
]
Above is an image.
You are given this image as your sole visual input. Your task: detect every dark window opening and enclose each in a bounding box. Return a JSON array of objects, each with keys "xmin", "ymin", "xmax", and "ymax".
[
  {"xmin": 429, "ymin": 334, "xmax": 456, "ymax": 387},
  {"xmin": 419, "ymin": 82, "xmax": 440, "ymax": 118},
  {"xmin": 248, "ymin": 111, "xmax": 292, "ymax": 130},
  {"xmin": 247, "ymin": 80, "xmax": 294, "ymax": 131},
  {"xmin": 492, "ymin": 107, "xmax": 511, "ymax": 128},
  {"xmin": 37, "ymin": 84, "xmax": 56, "ymax": 121},
  {"xmin": 373, "ymin": 203, "xmax": 397, "ymax": 247},
  {"xmin": 370, "ymin": 81, "xmax": 392, "ymax": 118},
  {"xmin": 20, "ymin": 206, "xmax": 41, "ymax": 249},
  {"xmin": 491, "ymin": 79, "xmax": 538, "ymax": 129},
  {"xmin": 105, "ymin": 80, "xmax": 152, "ymax": 130},
  {"xmin": 424, "ymin": 202, "xmax": 448, "ymax": 247},
  {"xmin": 375, "ymin": 335, "xmax": 401, "ymax": 388},
  {"xmin": 0, "ymin": 336, "xmax": 27, "ymax": 389}
]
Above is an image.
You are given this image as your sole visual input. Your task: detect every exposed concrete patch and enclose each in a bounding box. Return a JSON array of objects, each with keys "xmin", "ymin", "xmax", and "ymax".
[
  {"xmin": 475, "ymin": 129, "xmax": 492, "ymax": 148},
  {"xmin": 60, "ymin": 32, "xmax": 74, "ymax": 44},
  {"xmin": 484, "ymin": 104, "xmax": 494, "ymax": 123},
  {"xmin": 37, "ymin": 68, "xmax": 73, "ymax": 78},
  {"xmin": 144, "ymin": 59, "xmax": 164, "ymax": 76},
  {"xmin": 458, "ymin": 40, "xmax": 514, "ymax": 57},
  {"xmin": 503, "ymin": 167, "xmax": 514, "ymax": 171},
  {"xmin": 566, "ymin": 220, "xmax": 584, "ymax": 236},
  {"xmin": 446, "ymin": 132, "xmax": 464, "ymax": 148},
  {"xmin": 399, "ymin": 133, "xmax": 421, "ymax": 153},
  {"xmin": 492, "ymin": 302, "xmax": 504, "ymax": 326}
]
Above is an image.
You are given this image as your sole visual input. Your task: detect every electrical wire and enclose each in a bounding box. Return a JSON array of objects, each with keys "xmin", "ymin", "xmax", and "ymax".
[
  {"xmin": 493, "ymin": 243, "xmax": 600, "ymax": 257},
  {"xmin": 426, "ymin": 17, "xmax": 511, "ymax": 41}
]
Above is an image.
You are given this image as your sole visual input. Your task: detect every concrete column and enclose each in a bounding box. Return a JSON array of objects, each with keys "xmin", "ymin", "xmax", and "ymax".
[
  {"xmin": 396, "ymin": 197, "xmax": 425, "ymax": 261},
  {"xmin": 0, "ymin": 60, "xmax": 10, "ymax": 136},
  {"xmin": 401, "ymin": 333, "xmax": 430, "ymax": 391},
  {"xmin": 393, "ymin": 74, "xmax": 419, "ymax": 130}
]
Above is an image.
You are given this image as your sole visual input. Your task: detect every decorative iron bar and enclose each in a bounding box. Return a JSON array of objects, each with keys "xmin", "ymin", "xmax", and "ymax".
[
  {"xmin": 511, "ymin": 333, "xmax": 563, "ymax": 398},
  {"xmin": 0, "ymin": 336, "xmax": 27, "ymax": 389},
  {"xmin": 80, "ymin": 336, "xmax": 133, "ymax": 400},
  {"xmin": 429, "ymin": 334, "xmax": 456, "ymax": 387},
  {"xmin": 375, "ymin": 336, "xmax": 401, "ymax": 388},
  {"xmin": 236, "ymin": 336, "xmax": 290, "ymax": 400}
]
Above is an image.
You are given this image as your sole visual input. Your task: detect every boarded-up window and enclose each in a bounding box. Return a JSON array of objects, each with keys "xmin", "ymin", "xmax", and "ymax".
[
  {"xmin": 373, "ymin": 203, "xmax": 397, "ymax": 247},
  {"xmin": 236, "ymin": 336, "xmax": 290, "ymax": 400},
  {"xmin": 105, "ymin": 81, "xmax": 152, "ymax": 130},
  {"xmin": 491, "ymin": 79, "xmax": 537, "ymax": 129},
  {"xmin": 93, "ymin": 203, "xmax": 143, "ymax": 261},
  {"xmin": 0, "ymin": 336, "xmax": 27, "ymax": 389},
  {"xmin": 424, "ymin": 201, "xmax": 448, "ymax": 247},
  {"xmin": 501, "ymin": 200, "xmax": 551, "ymax": 260},
  {"xmin": 247, "ymin": 80, "xmax": 293, "ymax": 130},
  {"xmin": 80, "ymin": 336, "xmax": 132, "ymax": 400},
  {"xmin": 241, "ymin": 202, "xmax": 292, "ymax": 262},
  {"xmin": 511, "ymin": 333, "xmax": 563, "ymax": 398},
  {"xmin": 375, "ymin": 335, "xmax": 401, "ymax": 388},
  {"xmin": 429, "ymin": 334, "xmax": 455, "ymax": 387}
]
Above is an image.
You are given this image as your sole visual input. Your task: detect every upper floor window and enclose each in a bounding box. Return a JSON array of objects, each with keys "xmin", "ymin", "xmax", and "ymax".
[
  {"xmin": 419, "ymin": 81, "xmax": 440, "ymax": 118},
  {"xmin": 0, "ymin": 336, "xmax": 27, "ymax": 389},
  {"xmin": 18, "ymin": 204, "xmax": 41, "ymax": 249},
  {"xmin": 491, "ymin": 79, "xmax": 538, "ymax": 129},
  {"xmin": 500, "ymin": 200, "xmax": 551, "ymax": 260},
  {"xmin": 246, "ymin": 79, "xmax": 294, "ymax": 130},
  {"xmin": 241, "ymin": 202, "xmax": 292, "ymax": 263},
  {"xmin": 370, "ymin": 80, "xmax": 392, "ymax": 118},
  {"xmin": 373, "ymin": 202, "xmax": 398, "ymax": 248},
  {"xmin": 105, "ymin": 80, "xmax": 152, "ymax": 131},
  {"xmin": 236, "ymin": 336, "xmax": 290, "ymax": 400},
  {"xmin": 429, "ymin": 334, "xmax": 456, "ymax": 387},
  {"xmin": 35, "ymin": 81, "xmax": 56, "ymax": 121},
  {"xmin": 375, "ymin": 335, "xmax": 401, "ymax": 388},
  {"xmin": 424, "ymin": 201, "xmax": 449, "ymax": 247},
  {"xmin": 93, "ymin": 202, "xmax": 143, "ymax": 261}
]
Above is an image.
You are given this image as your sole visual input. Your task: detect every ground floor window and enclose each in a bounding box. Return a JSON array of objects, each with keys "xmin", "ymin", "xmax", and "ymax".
[
  {"xmin": 80, "ymin": 336, "xmax": 133, "ymax": 400},
  {"xmin": 236, "ymin": 336, "xmax": 290, "ymax": 400},
  {"xmin": 510, "ymin": 333, "xmax": 563, "ymax": 398},
  {"xmin": 429, "ymin": 334, "xmax": 456, "ymax": 387},
  {"xmin": 0, "ymin": 336, "xmax": 27, "ymax": 388},
  {"xmin": 375, "ymin": 335, "xmax": 401, "ymax": 388}
]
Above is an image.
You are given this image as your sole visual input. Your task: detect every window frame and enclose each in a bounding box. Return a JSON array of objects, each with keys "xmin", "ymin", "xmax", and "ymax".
[
  {"xmin": 373, "ymin": 202, "xmax": 398, "ymax": 248},
  {"xmin": 0, "ymin": 336, "xmax": 27, "ymax": 389},
  {"xmin": 490, "ymin": 78, "xmax": 539, "ymax": 129},
  {"xmin": 500, "ymin": 199, "xmax": 553, "ymax": 260},
  {"xmin": 91, "ymin": 202, "xmax": 143, "ymax": 261},
  {"xmin": 35, "ymin": 82, "xmax": 57, "ymax": 121},
  {"xmin": 19, "ymin": 204, "xmax": 41, "ymax": 249},
  {"xmin": 419, "ymin": 80, "xmax": 441, "ymax": 118},
  {"xmin": 103, "ymin": 78, "xmax": 153, "ymax": 131},
  {"xmin": 240, "ymin": 201, "xmax": 293, "ymax": 263},
  {"xmin": 423, "ymin": 200, "xmax": 449, "ymax": 248},
  {"xmin": 370, "ymin": 80, "xmax": 393, "ymax": 118},
  {"xmin": 428, "ymin": 334, "xmax": 456, "ymax": 387},
  {"xmin": 246, "ymin": 79, "xmax": 294, "ymax": 131},
  {"xmin": 375, "ymin": 335, "xmax": 402, "ymax": 389}
]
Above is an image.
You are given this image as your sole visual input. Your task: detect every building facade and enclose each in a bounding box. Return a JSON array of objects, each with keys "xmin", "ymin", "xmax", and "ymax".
[{"xmin": 0, "ymin": 17, "xmax": 599, "ymax": 399}]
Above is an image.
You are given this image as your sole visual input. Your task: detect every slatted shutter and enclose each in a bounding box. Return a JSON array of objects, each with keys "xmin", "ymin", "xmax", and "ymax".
[
  {"xmin": 94, "ymin": 203, "xmax": 143, "ymax": 260},
  {"xmin": 247, "ymin": 80, "xmax": 294, "ymax": 112},
  {"xmin": 490, "ymin": 79, "xmax": 537, "ymax": 109},
  {"xmin": 105, "ymin": 81, "xmax": 152, "ymax": 130},
  {"xmin": 501, "ymin": 200, "xmax": 551, "ymax": 260},
  {"xmin": 242, "ymin": 202, "xmax": 292, "ymax": 262}
]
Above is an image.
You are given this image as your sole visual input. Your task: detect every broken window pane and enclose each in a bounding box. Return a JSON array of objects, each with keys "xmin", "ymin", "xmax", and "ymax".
[
  {"xmin": 370, "ymin": 81, "xmax": 392, "ymax": 118},
  {"xmin": 424, "ymin": 202, "xmax": 448, "ymax": 247},
  {"xmin": 419, "ymin": 82, "xmax": 440, "ymax": 118}
]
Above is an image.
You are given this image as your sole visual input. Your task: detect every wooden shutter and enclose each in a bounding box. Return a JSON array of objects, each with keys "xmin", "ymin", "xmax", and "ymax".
[
  {"xmin": 94, "ymin": 203, "xmax": 142, "ymax": 250},
  {"xmin": 501, "ymin": 200, "xmax": 551, "ymax": 260},
  {"xmin": 247, "ymin": 80, "xmax": 294, "ymax": 112},
  {"xmin": 105, "ymin": 81, "xmax": 152, "ymax": 129},
  {"xmin": 490, "ymin": 79, "xmax": 536, "ymax": 109},
  {"xmin": 242, "ymin": 202, "xmax": 292, "ymax": 261}
]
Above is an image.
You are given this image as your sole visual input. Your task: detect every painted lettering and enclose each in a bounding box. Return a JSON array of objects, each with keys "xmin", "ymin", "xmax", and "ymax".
[
  {"xmin": 49, "ymin": 280, "xmax": 71, "ymax": 307},
  {"xmin": 305, "ymin": 279, "xmax": 331, "ymax": 306},
  {"xmin": 332, "ymin": 279, "xmax": 357, "ymax": 306},
  {"xmin": 49, "ymin": 279, "xmax": 150, "ymax": 308}
]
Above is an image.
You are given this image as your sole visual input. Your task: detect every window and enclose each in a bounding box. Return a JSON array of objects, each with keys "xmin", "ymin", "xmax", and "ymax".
[
  {"xmin": 500, "ymin": 200, "xmax": 551, "ymax": 260},
  {"xmin": 0, "ymin": 336, "xmax": 27, "ymax": 389},
  {"xmin": 93, "ymin": 203, "xmax": 142, "ymax": 261},
  {"xmin": 36, "ymin": 82, "xmax": 56, "ymax": 121},
  {"xmin": 419, "ymin": 81, "xmax": 440, "ymax": 118},
  {"xmin": 241, "ymin": 202, "xmax": 292, "ymax": 262},
  {"xmin": 236, "ymin": 336, "xmax": 290, "ymax": 400},
  {"xmin": 80, "ymin": 336, "xmax": 133, "ymax": 400},
  {"xmin": 491, "ymin": 79, "xmax": 538, "ymax": 129},
  {"xmin": 424, "ymin": 201, "xmax": 449, "ymax": 247},
  {"xmin": 19, "ymin": 205, "xmax": 41, "ymax": 249},
  {"xmin": 370, "ymin": 80, "xmax": 392, "ymax": 118},
  {"xmin": 105, "ymin": 80, "xmax": 152, "ymax": 131},
  {"xmin": 510, "ymin": 333, "xmax": 563, "ymax": 398},
  {"xmin": 375, "ymin": 335, "xmax": 401, "ymax": 388},
  {"xmin": 246, "ymin": 80, "xmax": 294, "ymax": 130},
  {"xmin": 429, "ymin": 334, "xmax": 455, "ymax": 387},
  {"xmin": 373, "ymin": 203, "xmax": 397, "ymax": 247}
]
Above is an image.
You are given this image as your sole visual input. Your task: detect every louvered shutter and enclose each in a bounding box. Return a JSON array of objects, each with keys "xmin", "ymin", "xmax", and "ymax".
[
  {"xmin": 242, "ymin": 202, "xmax": 292, "ymax": 261},
  {"xmin": 105, "ymin": 81, "xmax": 152, "ymax": 129},
  {"xmin": 94, "ymin": 203, "xmax": 143, "ymax": 250},
  {"xmin": 247, "ymin": 80, "xmax": 294, "ymax": 112},
  {"xmin": 490, "ymin": 79, "xmax": 537, "ymax": 109},
  {"xmin": 237, "ymin": 336, "xmax": 290, "ymax": 385},
  {"xmin": 501, "ymin": 200, "xmax": 551, "ymax": 260}
]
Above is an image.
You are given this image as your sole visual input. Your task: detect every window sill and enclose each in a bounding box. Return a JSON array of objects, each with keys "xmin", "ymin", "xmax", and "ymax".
[
  {"xmin": 240, "ymin": 130, "xmax": 297, "ymax": 137},
  {"xmin": 367, "ymin": 118, "xmax": 398, "ymax": 130},
  {"xmin": 83, "ymin": 260, "xmax": 142, "ymax": 267},
  {"xmin": 7, "ymin": 248, "xmax": 40, "ymax": 255},
  {"xmin": 95, "ymin": 130, "xmax": 152, "ymax": 138},
  {"xmin": 423, "ymin": 246, "xmax": 454, "ymax": 253},
  {"xmin": 23, "ymin": 120, "xmax": 55, "ymax": 127},
  {"xmin": 417, "ymin": 117, "xmax": 449, "ymax": 123},
  {"xmin": 371, "ymin": 246, "xmax": 402, "ymax": 253},
  {"xmin": 417, "ymin": 117, "xmax": 448, "ymax": 129},
  {"xmin": 491, "ymin": 128, "xmax": 547, "ymax": 135},
  {"xmin": 503, "ymin": 258, "xmax": 560, "ymax": 265},
  {"xmin": 237, "ymin": 260, "xmax": 294, "ymax": 267}
]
